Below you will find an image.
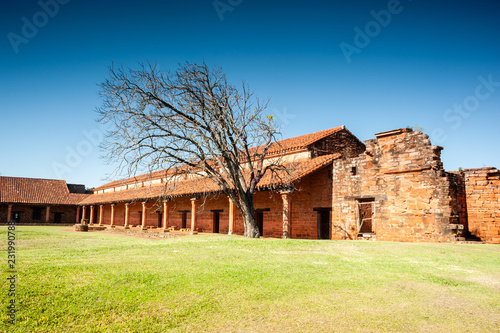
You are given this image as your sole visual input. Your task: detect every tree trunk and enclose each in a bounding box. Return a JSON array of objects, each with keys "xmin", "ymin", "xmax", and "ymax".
[{"xmin": 239, "ymin": 193, "xmax": 260, "ymax": 238}]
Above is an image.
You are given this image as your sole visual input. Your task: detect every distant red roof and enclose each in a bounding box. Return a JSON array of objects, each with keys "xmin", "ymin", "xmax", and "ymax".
[
  {"xmin": 94, "ymin": 126, "xmax": 348, "ymax": 191},
  {"xmin": 0, "ymin": 177, "xmax": 89, "ymax": 205},
  {"xmin": 93, "ymin": 169, "xmax": 170, "ymax": 191},
  {"xmin": 80, "ymin": 153, "xmax": 340, "ymax": 205}
]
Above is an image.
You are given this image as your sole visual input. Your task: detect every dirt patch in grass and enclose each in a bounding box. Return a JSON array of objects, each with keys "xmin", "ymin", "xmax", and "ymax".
[
  {"xmin": 58, "ymin": 225, "xmax": 187, "ymax": 240},
  {"xmin": 91, "ymin": 227, "xmax": 187, "ymax": 240}
]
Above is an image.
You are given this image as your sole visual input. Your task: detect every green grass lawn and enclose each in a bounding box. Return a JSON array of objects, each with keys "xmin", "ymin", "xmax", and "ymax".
[{"xmin": 1, "ymin": 226, "xmax": 499, "ymax": 332}]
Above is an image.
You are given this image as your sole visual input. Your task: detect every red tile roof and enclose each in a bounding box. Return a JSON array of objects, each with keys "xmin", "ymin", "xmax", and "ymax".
[
  {"xmin": 93, "ymin": 170, "xmax": 169, "ymax": 191},
  {"xmin": 79, "ymin": 153, "xmax": 340, "ymax": 205},
  {"xmin": 0, "ymin": 177, "xmax": 90, "ymax": 205},
  {"xmin": 249, "ymin": 126, "xmax": 345, "ymax": 156},
  {"xmin": 94, "ymin": 126, "xmax": 347, "ymax": 191}
]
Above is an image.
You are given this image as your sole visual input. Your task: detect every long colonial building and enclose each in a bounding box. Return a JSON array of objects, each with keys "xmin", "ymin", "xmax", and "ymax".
[{"xmin": 2, "ymin": 126, "xmax": 499, "ymax": 243}]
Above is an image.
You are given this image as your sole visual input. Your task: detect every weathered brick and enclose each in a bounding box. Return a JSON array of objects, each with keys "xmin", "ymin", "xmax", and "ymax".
[
  {"xmin": 331, "ymin": 129, "xmax": 469, "ymax": 243},
  {"xmin": 463, "ymin": 168, "xmax": 500, "ymax": 243}
]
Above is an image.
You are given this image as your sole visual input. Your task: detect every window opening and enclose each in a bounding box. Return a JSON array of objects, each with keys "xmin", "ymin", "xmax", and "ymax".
[{"xmin": 357, "ymin": 199, "xmax": 375, "ymax": 234}]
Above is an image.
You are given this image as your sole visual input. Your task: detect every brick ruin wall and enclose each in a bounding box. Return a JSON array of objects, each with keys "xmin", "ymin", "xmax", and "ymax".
[
  {"xmin": 446, "ymin": 171, "xmax": 468, "ymax": 228},
  {"xmin": 463, "ymin": 167, "xmax": 500, "ymax": 244},
  {"xmin": 331, "ymin": 129, "xmax": 464, "ymax": 242}
]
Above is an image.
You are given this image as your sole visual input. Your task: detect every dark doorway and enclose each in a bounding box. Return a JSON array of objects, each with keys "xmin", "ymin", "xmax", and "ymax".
[
  {"xmin": 254, "ymin": 209, "xmax": 269, "ymax": 237},
  {"xmin": 212, "ymin": 211, "xmax": 220, "ymax": 233},
  {"xmin": 181, "ymin": 211, "xmax": 188, "ymax": 229},
  {"xmin": 256, "ymin": 211, "xmax": 264, "ymax": 236},
  {"xmin": 32, "ymin": 207, "xmax": 42, "ymax": 220},
  {"xmin": 138, "ymin": 211, "xmax": 142, "ymax": 226},
  {"xmin": 157, "ymin": 212, "xmax": 162, "ymax": 228},
  {"xmin": 54, "ymin": 212, "xmax": 62, "ymax": 223},
  {"xmin": 316, "ymin": 210, "xmax": 331, "ymax": 239},
  {"xmin": 12, "ymin": 212, "xmax": 21, "ymax": 223}
]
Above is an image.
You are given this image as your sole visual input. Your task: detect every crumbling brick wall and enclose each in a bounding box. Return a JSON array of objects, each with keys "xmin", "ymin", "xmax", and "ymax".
[
  {"xmin": 331, "ymin": 128, "xmax": 461, "ymax": 242},
  {"xmin": 463, "ymin": 168, "xmax": 500, "ymax": 244}
]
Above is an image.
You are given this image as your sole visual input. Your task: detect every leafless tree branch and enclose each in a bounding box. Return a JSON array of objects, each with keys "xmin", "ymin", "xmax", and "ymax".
[{"xmin": 97, "ymin": 62, "xmax": 290, "ymax": 237}]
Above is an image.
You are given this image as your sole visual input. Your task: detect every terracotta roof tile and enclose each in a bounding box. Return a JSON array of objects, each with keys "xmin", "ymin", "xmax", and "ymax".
[
  {"xmin": 93, "ymin": 169, "xmax": 171, "ymax": 191},
  {"xmin": 249, "ymin": 126, "xmax": 345, "ymax": 156},
  {"xmin": 0, "ymin": 177, "xmax": 89, "ymax": 205},
  {"xmin": 79, "ymin": 153, "xmax": 340, "ymax": 205},
  {"xmin": 94, "ymin": 126, "xmax": 346, "ymax": 191}
]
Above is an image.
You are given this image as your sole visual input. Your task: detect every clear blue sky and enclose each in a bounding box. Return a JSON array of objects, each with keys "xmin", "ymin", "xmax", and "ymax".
[{"xmin": 1, "ymin": 0, "xmax": 499, "ymax": 188}]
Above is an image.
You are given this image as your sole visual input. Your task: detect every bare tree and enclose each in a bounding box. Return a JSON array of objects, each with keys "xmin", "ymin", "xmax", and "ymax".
[{"xmin": 97, "ymin": 62, "xmax": 285, "ymax": 237}]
